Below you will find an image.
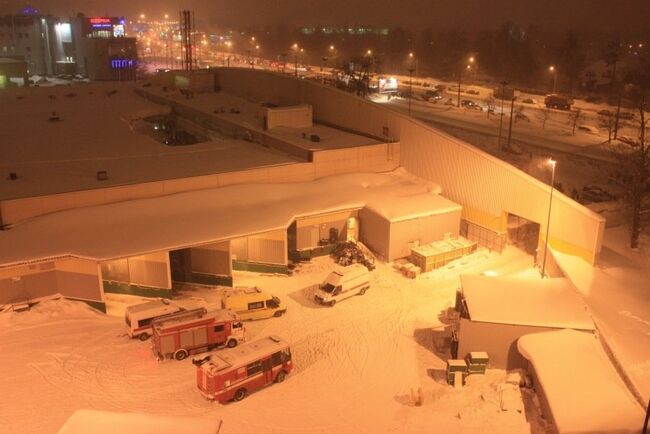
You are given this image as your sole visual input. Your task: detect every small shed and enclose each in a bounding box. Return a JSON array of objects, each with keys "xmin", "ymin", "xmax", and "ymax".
[
  {"xmin": 0, "ymin": 57, "xmax": 28, "ymax": 87},
  {"xmin": 359, "ymin": 192, "xmax": 462, "ymax": 261},
  {"xmin": 455, "ymin": 275, "xmax": 595, "ymax": 369},
  {"xmin": 518, "ymin": 329, "xmax": 644, "ymax": 434}
]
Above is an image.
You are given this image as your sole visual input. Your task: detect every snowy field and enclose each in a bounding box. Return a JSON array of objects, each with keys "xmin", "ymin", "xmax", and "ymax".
[{"xmin": 0, "ymin": 247, "xmax": 549, "ymax": 434}]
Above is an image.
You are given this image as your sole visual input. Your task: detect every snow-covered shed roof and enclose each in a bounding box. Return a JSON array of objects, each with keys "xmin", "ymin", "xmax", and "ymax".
[
  {"xmin": 365, "ymin": 190, "xmax": 459, "ymax": 223},
  {"xmin": 518, "ymin": 329, "xmax": 644, "ymax": 433},
  {"xmin": 58, "ymin": 409, "xmax": 221, "ymax": 434},
  {"xmin": 0, "ymin": 170, "xmax": 450, "ymax": 267},
  {"xmin": 460, "ymin": 275, "xmax": 595, "ymax": 330}
]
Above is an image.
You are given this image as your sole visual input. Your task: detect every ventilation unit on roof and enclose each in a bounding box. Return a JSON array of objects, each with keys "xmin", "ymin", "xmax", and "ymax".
[
  {"xmin": 96, "ymin": 170, "xmax": 108, "ymax": 181},
  {"xmin": 8, "ymin": 172, "xmax": 17, "ymax": 180}
]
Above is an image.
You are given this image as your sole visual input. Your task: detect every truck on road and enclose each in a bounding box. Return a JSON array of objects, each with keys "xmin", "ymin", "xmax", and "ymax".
[{"xmin": 544, "ymin": 94, "xmax": 574, "ymax": 110}]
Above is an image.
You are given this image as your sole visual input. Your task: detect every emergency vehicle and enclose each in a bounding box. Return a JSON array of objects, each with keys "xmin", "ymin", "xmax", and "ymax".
[
  {"xmin": 151, "ymin": 307, "xmax": 245, "ymax": 361},
  {"xmin": 194, "ymin": 335, "xmax": 292, "ymax": 403},
  {"xmin": 314, "ymin": 263, "xmax": 370, "ymax": 306},
  {"xmin": 221, "ymin": 287, "xmax": 286, "ymax": 320},
  {"xmin": 124, "ymin": 299, "xmax": 183, "ymax": 340}
]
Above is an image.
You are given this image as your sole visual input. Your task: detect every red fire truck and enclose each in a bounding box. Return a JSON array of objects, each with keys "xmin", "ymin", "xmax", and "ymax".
[
  {"xmin": 151, "ymin": 307, "xmax": 245, "ymax": 361},
  {"xmin": 194, "ymin": 335, "xmax": 293, "ymax": 403}
]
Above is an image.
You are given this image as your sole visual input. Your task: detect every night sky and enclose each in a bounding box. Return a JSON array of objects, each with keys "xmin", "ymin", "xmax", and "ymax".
[{"xmin": 0, "ymin": 0, "xmax": 648, "ymax": 34}]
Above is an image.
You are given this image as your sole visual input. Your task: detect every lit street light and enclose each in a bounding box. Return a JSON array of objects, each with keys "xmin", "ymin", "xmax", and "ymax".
[
  {"xmin": 457, "ymin": 62, "xmax": 471, "ymax": 108},
  {"xmin": 541, "ymin": 158, "xmax": 557, "ymax": 278},
  {"xmin": 549, "ymin": 65, "xmax": 557, "ymax": 94}
]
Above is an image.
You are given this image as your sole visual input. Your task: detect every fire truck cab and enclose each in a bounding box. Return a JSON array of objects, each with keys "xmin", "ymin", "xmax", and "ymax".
[
  {"xmin": 194, "ymin": 335, "xmax": 292, "ymax": 403},
  {"xmin": 124, "ymin": 299, "xmax": 183, "ymax": 341},
  {"xmin": 152, "ymin": 308, "xmax": 245, "ymax": 361}
]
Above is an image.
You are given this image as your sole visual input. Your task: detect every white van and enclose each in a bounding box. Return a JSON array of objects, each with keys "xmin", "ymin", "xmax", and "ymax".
[
  {"xmin": 125, "ymin": 299, "xmax": 183, "ymax": 340},
  {"xmin": 314, "ymin": 264, "xmax": 370, "ymax": 306}
]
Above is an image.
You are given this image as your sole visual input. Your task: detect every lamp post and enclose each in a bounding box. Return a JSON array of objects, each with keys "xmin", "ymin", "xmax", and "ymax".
[
  {"xmin": 407, "ymin": 67, "xmax": 415, "ymax": 115},
  {"xmin": 541, "ymin": 158, "xmax": 557, "ymax": 278},
  {"xmin": 497, "ymin": 80, "xmax": 508, "ymax": 151},
  {"xmin": 292, "ymin": 43, "xmax": 299, "ymax": 77},
  {"xmin": 408, "ymin": 51, "xmax": 418, "ymax": 77},
  {"xmin": 549, "ymin": 65, "xmax": 557, "ymax": 94}
]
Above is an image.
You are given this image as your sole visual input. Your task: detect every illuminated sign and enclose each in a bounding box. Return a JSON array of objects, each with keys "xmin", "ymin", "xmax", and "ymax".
[
  {"xmin": 113, "ymin": 24, "xmax": 125, "ymax": 37},
  {"xmin": 89, "ymin": 17, "xmax": 111, "ymax": 24},
  {"xmin": 111, "ymin": 59, "xmax": 137, "ymax": 69}
]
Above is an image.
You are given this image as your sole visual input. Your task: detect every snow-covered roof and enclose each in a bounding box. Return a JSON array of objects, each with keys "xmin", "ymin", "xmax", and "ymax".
[
  {"xmin": 460, "ymin": 275, "xmax": 595, "ymax": 330},
  {"xmin": 365, "ymin": 191, "xmax": 459, "ymax": 223},
  {"xmin": 518, "ymin": 329, "xmax": 644, "ymax": 433},
  {"xmin": 58, "ymin": 409, "xmax": 221, "ymax": 434},
  {"xmin": 0, "ymin": 83, "xmax": 301, "ymax": 200},
  {"xmin": 0, "ymin": 170, "xmax": 449, "ymax": 267},
  {"xmin": 201, "ymin": 335, "xmax": 288, "ymax": 375}
]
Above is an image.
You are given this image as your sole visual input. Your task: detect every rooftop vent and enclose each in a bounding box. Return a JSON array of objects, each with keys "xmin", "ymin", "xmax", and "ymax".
[
  {"xmin": 8, "ymin": 172, "xmax": 17, "ymax": 180},
  {"xmin": 310, "ymin": 134, "xmax": 321, "ymax": 142},
  {"xmin": 48, "ymin": 111, "xmax": 60, "ymax": 122},
  {"xmin": 96, "ymin": 170, "xmax": 108, "ymax": 181}
]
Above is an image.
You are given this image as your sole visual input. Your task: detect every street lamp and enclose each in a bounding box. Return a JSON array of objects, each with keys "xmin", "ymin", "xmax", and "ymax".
[
  {"xmin": 541, "ymin": 158, "xmax": 557, "ymax": 278},
  {"xmin": 497, "ymin": 80, "xmax": 508, "ymax": 151},
  {"xmin": 549, "ymin": 65, "xmax": 557, "ymax": 94},
  {"xmin": 292, "ymin": 43, "xmax": 300, "ymax": 77},
  {"xmin": 457, "ymin": 63, "xmax": 470, "ymax": 107}
]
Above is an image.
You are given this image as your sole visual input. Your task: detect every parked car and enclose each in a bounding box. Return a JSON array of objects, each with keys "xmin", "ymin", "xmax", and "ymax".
[
  {"xmin": 461, "ymin": 99, "xmax": 481, "ymax": 110},
  {"xmin": 544, "ymin": 94, "xmax": 574, "ymax": 110},
  {"xmin": 584, "ymin": 95, "xmax": 603, "ymax": 103},
  {"xmin": 466, "ymin": 89, "xmax": 480, "ymax": 95},
  {"xmin": 581, "ymin": 185, "xmax": 616, "ymax": 203},
  {"xmin": 125, "ymin": 299, "xmax": 184, "ymax": 341},
  {"xmin": 314, "ymin": 264, "xmax": 370, "ymax": 307},
  {"xmin": 597, "ymin": 109, "xmax": 612, "ymax": 117},
  {"xmin": 515, "ymin": 111, "xmax": 531, "ymax": 122},
  {"xmin": 521, "ymin": 98, "xmax": 537, "ymax": 104},
  {"xmin": 423, "ymin": 90, "xmax": 442, "ymax": 101},
  {"xmin": 577, "ymin": 124, "xmax": 600, "ymax": 134},
  {"xmin": 221, "ymin": 287, "xmax": 286, "ymax": 320}
]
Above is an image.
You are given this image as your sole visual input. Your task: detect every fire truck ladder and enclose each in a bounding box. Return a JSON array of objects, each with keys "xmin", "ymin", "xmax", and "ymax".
[{"xmin": 152, "ymin": 307, "xmax": 207, "ymax": 327}]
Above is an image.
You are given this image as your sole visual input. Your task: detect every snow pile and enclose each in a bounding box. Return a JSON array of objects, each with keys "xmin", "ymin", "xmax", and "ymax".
[
  {"xmin": 518, "ymin": 329, "xmax": 644, "ymax": 433},
  {"xmin": 0, "ymin": 298, "xmax": 101, "ymax": 330}
]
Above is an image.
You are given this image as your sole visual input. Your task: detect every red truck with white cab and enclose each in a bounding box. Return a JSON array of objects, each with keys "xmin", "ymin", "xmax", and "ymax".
[
  {"xmin": 151, "ymin": 307, "xmax": 245, "ymax": 361},
  {"xmin": 193, "ymin": 335, "xmax": 293, "ymax": 403}
]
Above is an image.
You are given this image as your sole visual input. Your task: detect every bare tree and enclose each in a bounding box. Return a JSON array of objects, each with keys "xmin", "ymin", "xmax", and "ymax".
[
  {"xmin": 609, "ymin": 48, "xmax": 650, "ymax": 248},
  {"xmin": 598, "ymin": 112, "xmax": 619, "ymax": 143},
  {"xmin": 570, "ymin": 108, "xmax": 582, "ymax": 135},
  {"xmin": 538, "ymin": 108, "xmax": 551, "ymax": 129}
]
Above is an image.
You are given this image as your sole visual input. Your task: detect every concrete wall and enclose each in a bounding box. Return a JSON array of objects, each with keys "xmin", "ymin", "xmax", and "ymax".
[
  {"xmin": 212, "ymin": 68, "xmax": 605, "ymax": 264},
  {"xmin": 389, "ymin": 211, "xmax": 462, "ymax": 260},
  {"xmin": 265, "ymin": 104, "xmax": 313, "ymax": 129}
]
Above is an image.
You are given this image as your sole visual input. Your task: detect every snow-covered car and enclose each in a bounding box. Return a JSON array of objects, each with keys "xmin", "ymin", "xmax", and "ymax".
[
  {"xmin": 521, "ymin": 98, "xmax": 537, "ymax": 104},
  {"xmin": 461, "ymin": 100, "xmax": 481, "ymax": 110},
  {"xmin": 466, "ymin": 89, "xmax": 480, "ymax": 95},
  {"xmin": 577, "ymin": 124, "xmax": 599, "ymax": 134}
]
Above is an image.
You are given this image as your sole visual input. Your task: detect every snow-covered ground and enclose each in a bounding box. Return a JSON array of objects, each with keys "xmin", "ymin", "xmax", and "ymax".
[{"xmin": 0, "ymin": 246, "xmax": 548, "ymax": 434}]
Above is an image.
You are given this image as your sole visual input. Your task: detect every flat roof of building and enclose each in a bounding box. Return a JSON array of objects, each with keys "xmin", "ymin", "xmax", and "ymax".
[
  {"xmin": 142, "ymin": 85, "xmax": 381, "ymax": 151},
  {"xmin": 0, "ymin": 170, "xmax": 449, "ymax": 266},
  {"xmin": 0, "ymin": 82, "xmax": 301, "ymax": 201},
  {"xmin": 366, "ymin": 190, "xmax": 459, "ymax": 223},
  {"xmin": 518, "ymin": 329, "xmax": 643, "ymax": 433},
  {"xmin": 460, "ymin": 275, "xmax": 596, "ymax": 330}
]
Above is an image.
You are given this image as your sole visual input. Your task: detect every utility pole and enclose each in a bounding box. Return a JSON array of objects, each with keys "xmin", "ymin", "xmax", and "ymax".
[
  {"xmin": 457, "ymin": 66, "xmax": 462, "ymax": 108},
  {"xmin": 497, "ymin": 80, "xmax": 507, "ymax": 152},
  {"xmin": 407, "ymin": 67, "xmax": 415, "ymax": 116},
  {"xmin": 506, "ymin": 95, "xmax": 515, "ymax": 151}
]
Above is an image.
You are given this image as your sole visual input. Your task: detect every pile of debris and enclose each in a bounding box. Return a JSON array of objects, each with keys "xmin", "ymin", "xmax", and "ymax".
[{"xmin": 332, "ymin": 241, "xmax": 376, "ymax": 271}]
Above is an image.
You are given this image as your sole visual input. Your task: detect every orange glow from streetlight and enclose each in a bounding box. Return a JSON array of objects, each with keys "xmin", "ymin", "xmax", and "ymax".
[{"xmin": 549, "ymin": 65, "xmax": 555, "ymax": 72}]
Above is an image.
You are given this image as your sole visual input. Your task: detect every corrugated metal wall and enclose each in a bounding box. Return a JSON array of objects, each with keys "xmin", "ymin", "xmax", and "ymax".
[
  {"xmin": 358, "ymin": 208, "xmax": 391, "ymax": 261},
  {"xmin": 190, "ymin": 241, "xmax": 231, "ymax": 276},
  {"xmin": 389, "ymin": 211, "xmax": 462, "ymax": 260},
  {"xmin": 214, "ymin": 69, "xmax": 605, "ymax": 264},
  {"xmin": 101, "ymin": 251, "xmax": 170, "ymax": 289},
  {"xmin": 231, "ymin": 229, "xmax": 287, "ymax": 265}
]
